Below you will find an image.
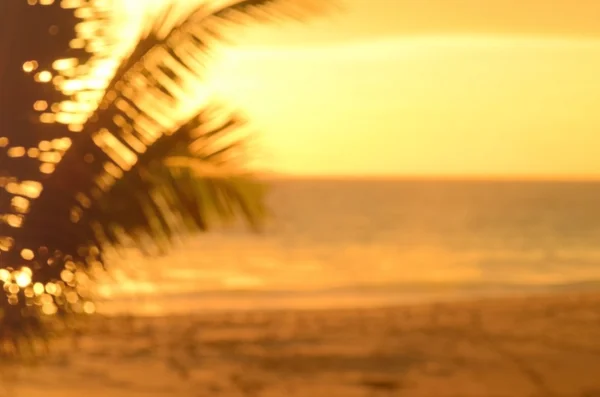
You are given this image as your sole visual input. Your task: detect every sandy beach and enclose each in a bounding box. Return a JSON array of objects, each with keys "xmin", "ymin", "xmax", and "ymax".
[{"xmin": 7, "ymin": 291, "xmax": 600, "ymax": 397}]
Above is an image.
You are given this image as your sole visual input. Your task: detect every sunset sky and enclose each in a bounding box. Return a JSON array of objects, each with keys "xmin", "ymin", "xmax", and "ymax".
[{"xmin": 123, "ymin": 0, "xmax": 600, "ymax": 178}]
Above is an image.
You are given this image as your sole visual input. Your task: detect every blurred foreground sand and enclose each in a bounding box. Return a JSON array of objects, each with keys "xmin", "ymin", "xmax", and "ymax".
[{"xmin": 8, "ymin": 292, "xmax": 600, "ymax": 397}]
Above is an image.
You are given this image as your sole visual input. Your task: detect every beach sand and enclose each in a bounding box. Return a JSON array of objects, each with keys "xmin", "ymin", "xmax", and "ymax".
[{"xmin": 7, "ymin": 291, "xmax": 600, "ymax": 397}]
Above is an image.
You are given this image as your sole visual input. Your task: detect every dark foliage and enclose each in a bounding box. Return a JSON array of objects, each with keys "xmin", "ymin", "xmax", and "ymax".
[{"xmin": 0, "ymin": 0, "xmax": 331, "ymax": 358}]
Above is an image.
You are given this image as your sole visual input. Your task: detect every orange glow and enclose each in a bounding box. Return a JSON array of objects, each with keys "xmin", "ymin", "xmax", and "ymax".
[
  {"xmin": 33, "ymin": 283, "xmax": 45, "ymax": 296},
  {"xmin": 12, "ymin": 196, "xmax": 31, "ymax": 213},
  {"xmin": 20, "ymin": 249, "xmax": 34, "ymax": 260},
  {"xmin": 22, "ymin": 61, "xmax": 38, "ymax": 73},
  {"xmin": 7, "ymin": 147, "xmax": 26, "ymax": 158},
  {"xmin": 39, "ymin": 113, "xmax": 56, "ymax": 123},
  {"xmin": 104, "ymin": 0, "xmax": 600, "ymax": 180},
  {"xmin": 199, "ymin": 4, "xmax": 600, "ymax": 178},
  {"xmin": 14, "ymin": 271, "xmax": 31, "ymax": 288},
  {"xmin": 33, "ymin": 100, "xmax": 48, "ymax": 111},
  {"xmin": 39, "ymin": 163, "xmax": 56, "ymax": 174},
  {"xmin": 52, "ymin": 57, "xmax": 78, "ymax": 71},
  {"xmin": 83, "ymin": 301, "xmax": 96, "ymax": 314},
  {"xmin": 35, "ymin": 70, "xmax": 52, "ymax": 83},
  {"xmin": 6, "ymin": 214, "xmax": 23, "ymax": 228}
]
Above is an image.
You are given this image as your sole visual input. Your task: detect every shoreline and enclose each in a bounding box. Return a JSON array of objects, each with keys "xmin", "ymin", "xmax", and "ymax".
[{"xmin": 12, "ymin": 289, "xmax": 600, "ymax": 397}]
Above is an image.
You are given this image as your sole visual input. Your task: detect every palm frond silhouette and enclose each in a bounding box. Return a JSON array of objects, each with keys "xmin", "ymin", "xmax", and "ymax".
[{"xmin": 0, "ymin": 0, "xmax": 331, "ymax": 358}]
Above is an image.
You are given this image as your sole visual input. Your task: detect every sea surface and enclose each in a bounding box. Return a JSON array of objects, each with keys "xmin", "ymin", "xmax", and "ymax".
[{"xmin": 97, "ymin": 179, "xmax": 600, "ymax": 315}]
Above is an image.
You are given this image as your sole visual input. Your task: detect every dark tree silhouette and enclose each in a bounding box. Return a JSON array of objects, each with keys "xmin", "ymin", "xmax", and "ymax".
[{"xmin": 0, "ymin": 0, "xmax": 330, "ymax": 359}]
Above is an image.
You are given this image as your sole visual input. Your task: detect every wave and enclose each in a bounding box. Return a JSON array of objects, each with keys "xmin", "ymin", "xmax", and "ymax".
[{"xmin": 96, "ymin": 279, "xmax": 600, "ymax": 316}]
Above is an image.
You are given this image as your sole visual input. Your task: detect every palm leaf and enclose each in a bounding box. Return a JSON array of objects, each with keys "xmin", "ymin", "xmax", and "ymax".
[{"xmin": 0, "ymin": 0, "xmax": 332, "ymax": 358}]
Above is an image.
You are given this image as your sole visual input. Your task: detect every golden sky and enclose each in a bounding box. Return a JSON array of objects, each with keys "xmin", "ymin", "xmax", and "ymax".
[{"xmin": 123, "ymin": 0, "xmax": 600, "ymax": 178}]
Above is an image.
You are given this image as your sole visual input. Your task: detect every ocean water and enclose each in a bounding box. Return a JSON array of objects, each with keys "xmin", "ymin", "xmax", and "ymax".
[{"xmin": 98, "ymin": 179, "xmax": 600, "ymax": 314}]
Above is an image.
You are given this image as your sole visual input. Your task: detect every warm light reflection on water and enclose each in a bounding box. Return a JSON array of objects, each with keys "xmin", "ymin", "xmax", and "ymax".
[{"xmin": 96, "ymin": 180, "xmax": 600, "ymax": 315}]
